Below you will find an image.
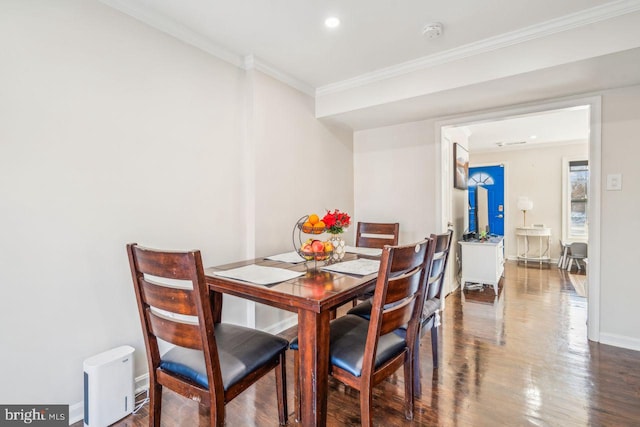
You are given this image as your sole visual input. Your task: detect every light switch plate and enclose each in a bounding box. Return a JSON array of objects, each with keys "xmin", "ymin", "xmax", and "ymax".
[{"xmin": 606, "ymin": 173, "xmax": 622, "ymax": 191}]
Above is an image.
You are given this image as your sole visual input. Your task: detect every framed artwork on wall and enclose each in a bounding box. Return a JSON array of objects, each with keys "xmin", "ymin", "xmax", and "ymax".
[{"xmin": 453, "ymin": 143, "xmax": 469, "ymax": 190}]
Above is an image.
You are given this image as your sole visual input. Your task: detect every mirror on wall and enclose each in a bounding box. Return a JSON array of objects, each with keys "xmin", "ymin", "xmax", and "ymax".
[{"xmin": 477, "ymin": 186, "xmax": 489, "ymax": 235}]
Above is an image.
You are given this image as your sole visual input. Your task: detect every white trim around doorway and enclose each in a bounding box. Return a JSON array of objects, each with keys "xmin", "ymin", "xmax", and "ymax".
[{"xmin": 435, "ymin": 95, "xmax": 602, "ymax": 343}]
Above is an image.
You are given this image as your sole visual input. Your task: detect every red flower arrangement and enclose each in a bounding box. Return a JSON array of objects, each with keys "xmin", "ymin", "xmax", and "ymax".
[{"xmin": 322, "ymin": 209, "xmax": 351, "ymax": 234}]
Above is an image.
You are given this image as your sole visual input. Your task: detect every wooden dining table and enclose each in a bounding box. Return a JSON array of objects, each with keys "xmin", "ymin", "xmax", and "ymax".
[{"xmin": 204, "ymin": 253, "xmax": 378, "ymax": 427}]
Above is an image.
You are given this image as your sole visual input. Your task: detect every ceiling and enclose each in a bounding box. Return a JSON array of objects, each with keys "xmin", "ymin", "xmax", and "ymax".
[
  {"xmin": 447, "ymin": 106, "xmax": 591, "ymax": 152},
  {"xmin": 101, "ymin": 0, "xmax": 640, "ymax": 133}
]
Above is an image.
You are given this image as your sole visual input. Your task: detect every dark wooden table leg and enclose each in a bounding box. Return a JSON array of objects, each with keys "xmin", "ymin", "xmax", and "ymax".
[
  {"xmin": 297, "ymin": 308, "xmax": 330, "ymax": 426},
  {"xmin": 210, "ymin": 291, "xmax": 223, "ymax": 323}
]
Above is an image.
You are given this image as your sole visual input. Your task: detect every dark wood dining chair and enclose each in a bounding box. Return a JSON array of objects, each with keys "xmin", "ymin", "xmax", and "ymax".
[
  {"xmin": 127, "ymin": 244, "xmax": 289, "ymax": 427},
  {"xmin": 415, "ymin": 230, "xmax": 453, "ymax": 393},
  {"xmin": 348, "ymin": 221, "xmax": 400, "ymax": 308},
  {"xmin": 291, "ymin": 238, "xmax": 434, "ymax": 426},
  {"xmin": 356, "ymin": 221, "xmax": 400, "ymax": 249},
  {"xmin": 348, "ymin": 229, "xmax": 453, "ymax": 397}
]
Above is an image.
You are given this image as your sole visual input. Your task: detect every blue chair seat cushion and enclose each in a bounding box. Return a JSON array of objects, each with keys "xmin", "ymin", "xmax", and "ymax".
[
  {"xmin": 160, "ymin": 323, "xmax": 288, "ymax": 391},
  {"xmin": 347, "ymin": 299, "xmax": 373, "ymax": 319},
  {"xmin": 291, "ymin": 314, "xmax": 406, "ymax": 377}
]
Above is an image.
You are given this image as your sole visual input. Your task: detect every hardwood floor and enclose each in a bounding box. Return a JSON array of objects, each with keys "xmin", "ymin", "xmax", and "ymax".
[{"xmin": 85, "ymin": 262, "xmax": 640, "ymax": 426}]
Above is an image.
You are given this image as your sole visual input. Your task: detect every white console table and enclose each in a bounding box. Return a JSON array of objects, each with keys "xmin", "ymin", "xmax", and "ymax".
[
  {"xmin": 459, "ymin": 237, "xmax": 504, "ymax": 295},
  {"xmin": 516, "ymin": 227, "xmax": 551, "ymax": 265}
]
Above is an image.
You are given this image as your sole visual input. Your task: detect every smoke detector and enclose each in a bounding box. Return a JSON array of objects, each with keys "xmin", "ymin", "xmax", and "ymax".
[{"xmin": 422, "ymin": 22, "xmax": 443, "ymax": 39}]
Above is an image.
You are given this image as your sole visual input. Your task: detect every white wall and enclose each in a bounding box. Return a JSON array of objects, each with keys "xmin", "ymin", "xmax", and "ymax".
[
  {"xmin": 250, "ymin": 70, "xmax": 354, "ymax": 330},
  {"xmin": 470, "ymin": 142, "xmax": 588, "ymax": 260},
  {"xmin": 599, "ymin": 85, "xmax": 640, "ymax": 349},
  {"xmin": 353, "ymin": 120, "xmax": 438, "ymax": 245},
  {"xmin": 252, "ymin": 71, "xmax": 353, "ymax": 257},
  {"xmin": 0, "ymin": 0, "xmax": 355, "ymax": 410},
  {"xmin": 0, "ymin": 0, "xmax": 246, "ymax": 406}
]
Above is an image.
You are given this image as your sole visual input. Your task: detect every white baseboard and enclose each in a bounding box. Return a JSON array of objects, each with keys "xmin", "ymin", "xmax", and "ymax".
[
  {"xmin": 134, "ymin": 373, "xmax": 150, "ymax": 394},
  {"xmin": 68, "ymin": 373, "xmax": 150, "ymax": 425},
  {"xmin": 68, "ymin": 402, "xmax": 83, "ymax": 426},
  {"xmin": 262, "ymin": 315, "xmax": 298, "ymax": 335},
  {"xmin": 599, "ymin": 332, "xmax": 640, "ymax": 351},
  {"xmin": 505, "ymin": 255, "xmax": 560, "ymax": 264}
]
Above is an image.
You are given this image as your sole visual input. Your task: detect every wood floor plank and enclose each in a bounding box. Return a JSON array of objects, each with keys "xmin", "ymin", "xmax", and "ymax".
[{"xmin": 75, "ymin": 261, "xmax": 640, "ymax": 426}]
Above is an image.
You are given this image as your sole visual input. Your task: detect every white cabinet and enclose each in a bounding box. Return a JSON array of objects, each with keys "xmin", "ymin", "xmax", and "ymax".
[{"xmin": 459, "ymin": 237, "xmax": 504, "ymax": 295}]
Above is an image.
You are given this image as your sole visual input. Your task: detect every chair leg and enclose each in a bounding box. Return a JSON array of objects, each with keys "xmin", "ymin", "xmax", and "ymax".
[
  {"xmin": 210, "ymin": 400, "xmax": 224, "ymax": 427},
  {"xmin": 431, "ymin": 324, "xmax": 439, "ymax": 368},
  {"xmin": 275, "ymin": 352, "xmax": 288, "ymax": 425},
  {"xmin": 403, "ymin": 353, "xmax": 414, "ymax": 421},
  {"xmin": 149, "ymin": 383, "xmax": 162, "ymax": 427},
  {"xmin": 293, "ymin": 350, "xmax": 301, "ymax": 423},
  {"xmin": 360, "ymin": 382, "xmax": 374, "ymax": 427},
  {"xmin": 413, "ymin": 334, "xmax": 422, "ymax": 398}
]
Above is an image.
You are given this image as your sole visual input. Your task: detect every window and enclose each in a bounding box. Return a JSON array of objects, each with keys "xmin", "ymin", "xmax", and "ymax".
[
  {"xmin": 566, "ymin": 160, "xmax": 588, "ymax": 239},
  {"xmin": 469, "ymin": 172, "xmax": 494, "ymax": 186}
]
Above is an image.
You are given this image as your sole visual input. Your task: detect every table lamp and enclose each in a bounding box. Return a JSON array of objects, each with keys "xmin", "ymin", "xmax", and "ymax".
[{"xmin": 517, "ymin": 197, "xmax": 533, "ymax": 227}]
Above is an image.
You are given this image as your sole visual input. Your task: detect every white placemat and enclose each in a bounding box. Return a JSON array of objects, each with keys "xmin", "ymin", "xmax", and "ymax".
[
  {"xmin": 344, "ymin": 246, "xmax": 383, "ymax": 257},
  {"xmin": 213, "ymin": 264, "xmax": 305, "ymax": 285},
  {"xmin": 264, "ymin": 251, "xmax": 306, "ymax": 264},
  {"xmin": 322, "ymin": 258, "xmax": 381, "ymax": 276}
]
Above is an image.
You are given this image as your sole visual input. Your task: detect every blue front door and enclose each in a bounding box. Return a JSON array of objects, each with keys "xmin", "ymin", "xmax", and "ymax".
[{"xmin": 468, "ymin": 165, "xmax": 505, "ymax": 236}]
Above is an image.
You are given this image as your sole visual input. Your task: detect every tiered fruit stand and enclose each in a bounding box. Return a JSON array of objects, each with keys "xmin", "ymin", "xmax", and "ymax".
[{"xmin": 292, "ymin": 215, "xmax": 333, "ymax": 269}]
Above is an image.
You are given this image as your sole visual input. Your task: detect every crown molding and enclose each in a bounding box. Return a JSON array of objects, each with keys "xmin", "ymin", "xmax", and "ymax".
[
  {"xmin": 99, "ymin": 0, "xmax": 244, "ymax": 67},
  {"xmin": 243, "ymin": 55, "xmax": 315, "ymax": 96},
  {"xmin": 317, "ymin": 0, "xmax": 640, "ymax": 96},
  {"xmin": 100, "ymin": 0, "xmax": 315, "ymax": 97}
]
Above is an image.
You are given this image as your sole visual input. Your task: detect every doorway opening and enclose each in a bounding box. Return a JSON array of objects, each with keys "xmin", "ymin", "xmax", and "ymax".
[{"xmin": 436, "ymin": 96, "xmax": 601, "ymax": 342}]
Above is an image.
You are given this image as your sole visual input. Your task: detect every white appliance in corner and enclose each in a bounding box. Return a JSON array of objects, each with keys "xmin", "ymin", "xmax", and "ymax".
[{"xmin": 83, "ymin": 345, "xmax": 135, "ymax": 427}]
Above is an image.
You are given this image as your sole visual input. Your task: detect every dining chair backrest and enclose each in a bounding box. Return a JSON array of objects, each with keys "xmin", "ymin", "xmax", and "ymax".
[
  {"xmin": 128, "ymin": 244, "xmax": 223, "ymax": 421},
  {"xmin": 358, "ymin": 238, "xmax": 435, "ymax": 424},
  {"xmin": 293, "ymin": 238, "xmax": 434, "ymax": 425},
  {"xmin": 345, "ymin": 231, "xmax": 452, "ymax": 399},
  {"xmin": 424, "ymin": 229, "xmax": 454, "ymax": 303},
  {"xmin": 570, "ymin": 242, "xmax": 588, "ymax": 258},
  {"xmin": 128, "ymin": 244, "xmax": 216, "ymax": 374},
  {"xmin": 415, "ymin": 229, "xmax": 454, "ymax": 390},
  {"xmin": 356, "ymin": 222, "xmax": 400, "ymax": 249},
  {"xmin": 368, "ymin": 239, "xmax": 433, "ymax": 343},
  {"xmin": 127, "ymin": 243, "xmax": 288, "ymax": 426}
]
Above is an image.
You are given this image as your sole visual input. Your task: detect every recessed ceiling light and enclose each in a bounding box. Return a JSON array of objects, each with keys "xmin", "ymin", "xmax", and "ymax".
[
  {"xmin": 325, "ymin": 17, "xmax": 340, "ymax": 28},
  {"xmin": 530, "ymin": 135, "xmax": 538, "ymax": 139}
]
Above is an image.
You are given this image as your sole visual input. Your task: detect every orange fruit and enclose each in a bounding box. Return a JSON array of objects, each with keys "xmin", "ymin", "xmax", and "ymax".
[
  {"xmin": 308, "ymin": 214, "xmax": 320, "ymax": 225},
  {"xmin": 313, "ymin": 220, "xmax": 325, "ymax": 233},
  {"xmin": 302, "ymin": 221, "xmax": 314, "ymax": 233}
]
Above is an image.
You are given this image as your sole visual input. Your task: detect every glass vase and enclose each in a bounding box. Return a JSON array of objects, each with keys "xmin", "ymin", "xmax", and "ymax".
[{"xmin": 329, "ymin": 234, "xmax": 346, "ymax": 262}]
